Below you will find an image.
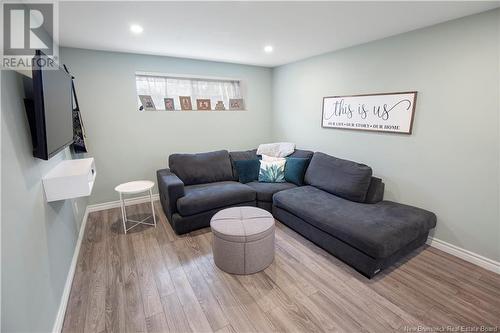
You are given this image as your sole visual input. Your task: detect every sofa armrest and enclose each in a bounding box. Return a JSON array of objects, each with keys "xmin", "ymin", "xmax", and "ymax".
[
  {"xmin": 157, "ymin": 168, "xmax": 185, "ymax": 220},
  {"xmin": 365, "ymin": 177, "xmax": 385, "ymax": 204}
]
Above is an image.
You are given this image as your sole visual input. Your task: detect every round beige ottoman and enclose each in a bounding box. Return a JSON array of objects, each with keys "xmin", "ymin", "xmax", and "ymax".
[{"xmin": 210, "ymin": 206, "xmax": 275, "ymax": 275}]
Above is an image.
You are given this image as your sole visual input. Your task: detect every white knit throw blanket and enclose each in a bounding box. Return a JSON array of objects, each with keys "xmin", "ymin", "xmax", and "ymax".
[{"xmin": 257, "ymin": 142, "xmax": 296, "ymax": 158}]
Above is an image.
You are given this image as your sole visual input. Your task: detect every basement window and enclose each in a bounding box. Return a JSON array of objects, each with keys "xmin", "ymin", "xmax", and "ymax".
[{"xmin": 135, "ymin": 72, "xmax": 244, "ymax": 111}]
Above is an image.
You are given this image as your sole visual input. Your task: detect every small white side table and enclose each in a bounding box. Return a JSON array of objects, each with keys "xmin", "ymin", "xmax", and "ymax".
[{"xmin": 114, "ymin": 180, "xmax": 157, "ymax": 234}]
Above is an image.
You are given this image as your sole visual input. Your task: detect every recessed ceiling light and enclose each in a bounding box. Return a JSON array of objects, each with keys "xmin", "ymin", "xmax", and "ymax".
[
  {"xmin": 130, "ymin": 24, "xmax": 143, "ymax": 34},
  {"xmin": 264, "ymin": 45, "xmax": 273, "ymax": 53}
]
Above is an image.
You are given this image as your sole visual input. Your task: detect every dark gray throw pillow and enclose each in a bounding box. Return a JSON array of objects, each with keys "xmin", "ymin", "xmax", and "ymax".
[
  {"xmin": 234, "ymin": 159, "xmax": 260, "ymax": 183},
  {"xmin": 304, "ymin": 152, "xmax": 372, "ymax": 202},
  {"xmin": 229, "ymin": 149, "xmax": 258, "ymax": 180}
]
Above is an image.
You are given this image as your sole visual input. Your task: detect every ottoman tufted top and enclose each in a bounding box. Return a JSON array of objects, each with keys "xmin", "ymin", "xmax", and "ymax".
[{"xmin": 210, "ymin": 207, "xmax": 275, "ymax": 242}]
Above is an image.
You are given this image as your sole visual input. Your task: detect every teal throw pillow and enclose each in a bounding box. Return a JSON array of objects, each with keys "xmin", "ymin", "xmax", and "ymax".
[
  {"xmin": 285, "ymin": 157, "xmax": 309, "ymax": 186},
  {"xmin": 234, "ymin": 159, "xmax": 260, "ymax": 183},
  {"xmin": 259, "ymin": 159, "xmax": 286, "ymax": 183}
]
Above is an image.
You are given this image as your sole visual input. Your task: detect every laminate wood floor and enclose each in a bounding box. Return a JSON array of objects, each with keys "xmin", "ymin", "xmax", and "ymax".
[{"xmin": 62, "ymin": 202, "xmax": 500, "ymax": 333}]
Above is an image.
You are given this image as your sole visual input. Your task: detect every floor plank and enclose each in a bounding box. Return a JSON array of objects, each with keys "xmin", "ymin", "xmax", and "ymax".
[
  {"xmin": 131, "ymin": 231, "xmax": 164, "ymax": 318},
  {"xmin": 175, "ymin": 236, "xmax": 229, "ymax": 331},
  {"xmin": 104, "ymin": 208, "xmax": 127, "ymax": 333},
  {"xmin": 169, "ymin": 265, "xmax": 213, "ymax": 332},
  {"xmin": 118, "ymin": 213, "xmax": 148, "ymax": 332},
  {"xmin": 63, "ymin": 202, "xmax": 500, "ymax": 332},
  {"xmin": 82, "ymin": 211, "xmax": 107, "ymax": 333},
  {"xmin": 160, "ymin": 293, "xmax": 192, "ymax": 333}
]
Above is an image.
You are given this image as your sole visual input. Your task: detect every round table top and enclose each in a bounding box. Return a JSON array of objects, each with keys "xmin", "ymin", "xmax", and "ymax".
[
  {"xmin": 115, "ymin": 180, "xmax": 154, "ymax": 194},
  {"xmin": 210, "ymin": 207, "xmax": 274, "ymax": 242}
]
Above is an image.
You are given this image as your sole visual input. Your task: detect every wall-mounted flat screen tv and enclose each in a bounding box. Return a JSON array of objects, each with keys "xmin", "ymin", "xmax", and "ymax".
[{"xmin": 24, "ymin": 50, "xmax": 74, "ymax": 160}]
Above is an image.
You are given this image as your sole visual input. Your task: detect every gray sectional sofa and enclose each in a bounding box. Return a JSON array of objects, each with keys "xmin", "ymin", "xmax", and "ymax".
[{"xmin": 157, "ymin": 149, "xmax": 436, "ymax": 278}]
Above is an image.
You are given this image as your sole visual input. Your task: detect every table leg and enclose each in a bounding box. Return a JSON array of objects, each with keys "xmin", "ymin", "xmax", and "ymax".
[
  {"xmin": 120, "ymin": 192, "xmax": 127, "ymax": 234},
  {"xmin": 150, "ymin": 188, "xmax": 157, "ymax": 228}
]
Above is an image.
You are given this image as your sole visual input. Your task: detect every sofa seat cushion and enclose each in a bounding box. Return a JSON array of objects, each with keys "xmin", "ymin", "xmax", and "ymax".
[
  {"xmin": 177, "ymin": 181, "xmax": 256, "ymax": 216},
  {"xmin": 273, "ymin": 186, "xmax": 436, "ymax": 259},
  {"xmin": 246, "ymin": 181, "xmax": 297, "ymax": 202}
]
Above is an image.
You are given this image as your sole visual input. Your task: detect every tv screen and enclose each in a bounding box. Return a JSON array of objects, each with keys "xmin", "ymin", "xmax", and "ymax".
[{"xmin": 27, "ymin": 50, "xmax": 74, "ymax": 160}]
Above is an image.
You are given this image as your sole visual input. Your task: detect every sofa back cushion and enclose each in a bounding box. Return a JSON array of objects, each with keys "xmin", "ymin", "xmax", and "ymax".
[
  {"xmin": 304, "ymin": 152, "xmax": 372, "ymax": 202},
  {"xmin": 365, "ymin": 177, "xmax": 385, "ymax": 204},
  {"xmin": 169, "ymin": 150, "xmax": 233, "ymax": 185},
  {"xmin": 288, "ymin": 149, "xmax": 314, "ymax": 160}
]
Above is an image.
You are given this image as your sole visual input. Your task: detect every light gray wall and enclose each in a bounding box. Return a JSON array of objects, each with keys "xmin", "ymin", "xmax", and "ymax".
[
  {"xmin": 1, "ymin": 70, "xmax": 88, "ymax": 332},
  {"xmin": 272, "ymin": 9, "xmax": 500, "ymax": 261},
  {"xmin": 60, "ymin": 48, "xmax": 273, "ymax": 204}
]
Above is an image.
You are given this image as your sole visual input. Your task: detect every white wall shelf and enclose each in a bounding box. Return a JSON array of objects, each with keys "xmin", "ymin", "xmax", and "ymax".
[{"xmin": 43, "ymin": 158, "xmax": 96, "ymax": 202}]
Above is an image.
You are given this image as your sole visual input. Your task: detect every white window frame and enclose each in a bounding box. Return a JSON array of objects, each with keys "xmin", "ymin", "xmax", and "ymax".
[{"xmin": 135, "ymin": 71, "xmax": 247, "ymax": 111}]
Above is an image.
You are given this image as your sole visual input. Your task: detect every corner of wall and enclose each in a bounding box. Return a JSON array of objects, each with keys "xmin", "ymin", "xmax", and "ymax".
[{"xmin": 497, "ymin": 7, "xmax": 500, "ymax": 262}]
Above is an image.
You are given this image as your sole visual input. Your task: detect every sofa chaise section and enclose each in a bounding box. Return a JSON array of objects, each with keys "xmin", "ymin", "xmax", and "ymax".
[
  {"xmin": 272, "ymin": 152, "xmax": 437, "ymax": 278},
  {"xmin": 273, "ymin": 186, "xmax": 436, "ymax": 257}
]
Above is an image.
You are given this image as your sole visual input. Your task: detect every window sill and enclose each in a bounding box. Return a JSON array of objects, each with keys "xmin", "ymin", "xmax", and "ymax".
[{"xmin": 141, "ymin": 109, "xmax": 247, "ymax": 112}]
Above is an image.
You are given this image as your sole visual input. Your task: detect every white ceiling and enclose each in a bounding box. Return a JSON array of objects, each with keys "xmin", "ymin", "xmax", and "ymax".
[{"xmin": 59, "ymin": 1, "xmax": 500, "ymax": 67}]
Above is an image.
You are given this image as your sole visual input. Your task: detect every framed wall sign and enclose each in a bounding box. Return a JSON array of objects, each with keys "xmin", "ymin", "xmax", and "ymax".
[{"xmin": 322, "ymin": 91, "xmax": 417, "ymax": 134}]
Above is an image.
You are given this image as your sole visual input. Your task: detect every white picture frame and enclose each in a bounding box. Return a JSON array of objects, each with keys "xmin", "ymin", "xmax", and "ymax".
[{"xmin": 322, "ymin": 91, "xmax": 417, "ymax": 134}]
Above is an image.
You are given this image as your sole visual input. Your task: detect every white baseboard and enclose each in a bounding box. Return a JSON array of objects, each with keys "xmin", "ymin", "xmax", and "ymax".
[
  {"xmin": 52, "ymin": 206, "xmax": 90, "ymax": 333},
  {"xmin": 427, "ymin": 236, "xmax": 500, "ymax": 274},
  {"xmin": 87, "ymin": 194, "xmax": 160, "ymax": 213}
]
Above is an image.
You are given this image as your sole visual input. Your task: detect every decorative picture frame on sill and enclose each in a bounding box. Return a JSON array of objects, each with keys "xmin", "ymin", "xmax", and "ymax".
[
  {"xmin": 139, "ymin": 95, "xmax": 156, "ymax": 111},
  {"xmin": 179, "ymin": 96, "xmax": 192, "ymax": 110},
  {"xmin": 164, "ymin": 98, "xmax": 175, "ymax": 111},
  {"xmin": 196, "ymin": 99, "xmax": 212, "ymax": 111},
  {"xmin": 229, "ymin": 98, "xmax": 245, "ymax": 110},
  {"xmin": 214, "ymin": 101, "xmax": 226, "ymax": 110}
]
